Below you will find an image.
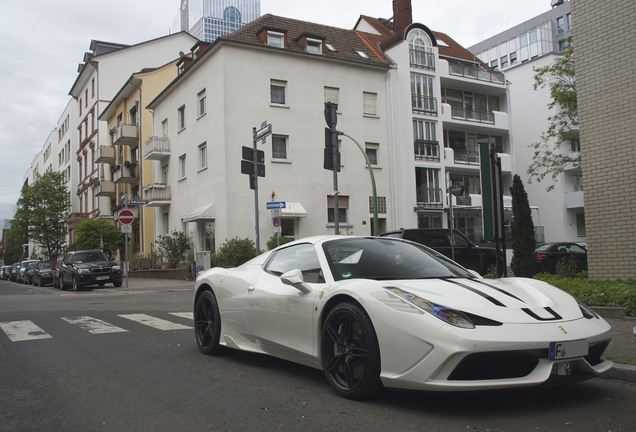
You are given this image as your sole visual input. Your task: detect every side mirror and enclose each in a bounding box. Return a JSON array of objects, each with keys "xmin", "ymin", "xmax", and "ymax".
[
  {"xmin": 110, "ymin": 256, "xmax": 116, "ymax": 262},
  {"xmin": 280, "ymin": 269, "xmax": 312, "ymax": 294}
]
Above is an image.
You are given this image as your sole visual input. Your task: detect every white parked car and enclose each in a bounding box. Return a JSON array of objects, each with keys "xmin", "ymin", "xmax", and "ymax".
[{"xmin": 193, "ymin": 236, "xmax": 613, "ymax": 399}]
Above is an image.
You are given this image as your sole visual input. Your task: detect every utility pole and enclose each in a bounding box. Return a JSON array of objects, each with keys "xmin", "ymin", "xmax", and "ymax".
[{"xmin": 324, "ymin": 102, "xmax": 340, "ymax": 234}]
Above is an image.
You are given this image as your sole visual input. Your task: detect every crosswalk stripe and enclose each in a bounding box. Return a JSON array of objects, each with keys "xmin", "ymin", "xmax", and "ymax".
[
  {"xmin": 0, "ymin": 321, "xmax": 52, "ymax": 342},
  {"xmin": 170, "ymin": 312, "xmax": 193, "ymax": 321},
  {"xmin": 119, "ymin": 314, "xmax": 192, "ymax": 330},
  {"xmin": 61, "ymin": 316, "xmax": 128, "ymax": 334}
]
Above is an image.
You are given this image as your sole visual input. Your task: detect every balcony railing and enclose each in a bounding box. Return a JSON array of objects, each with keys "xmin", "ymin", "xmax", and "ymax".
[
  {"xmin": 411, "ymin": 96, "xmax": 438, "ymax": 115},
  {"xmin": 409, "ymin": 48, "xmax": 435, "ymax": 70},
  {"xmin": 95, "ymin": 146, "xmax": 115, "ymax": 164},
  {"xmin": 414, "ymin": 139, "xmax": 440, "ymax": 161},
  {"xmin": 113, "ymin": 124, "xmax": 139, "ymax": 146},
  {"xmin": 112, "ymin": 164, "xmax": 138, "ymax": 184},
  {"xmin": 143, "ymin": 184, "xmax": 171, "ymax": 206},
  {"xmin": 450, "ymin": 107, "xmax": 495, "ymax": 123},
  {"xmin": 96, "ymin": 180, "xmax": 115, "ymax": 197},
  {"xmin": 448, "ymin": 61, "xmax": 505, "ymax": 84},
  {"xmin": 144, "ymin": 136, "xmax": 171, "ymax": 160},
  {"xmin": 455, "ymin": 195, "xmax": 471, "ymax": 206},
  {"xmin": 452, "ymin": 149, "xmax": 480, "ymax": 164},
  {"xmin": 416, "ymin": 187, "xmax": 443, "ymax": 207}
]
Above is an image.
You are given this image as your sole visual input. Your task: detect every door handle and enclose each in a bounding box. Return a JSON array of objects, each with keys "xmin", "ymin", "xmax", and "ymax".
[{"xmin": 247, "ymin": 285, "xmax": 255, "ymax": 292}]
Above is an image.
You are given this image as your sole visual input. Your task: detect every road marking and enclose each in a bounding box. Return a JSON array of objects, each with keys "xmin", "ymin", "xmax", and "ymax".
[
  {"xmin": 170, "ymin": 312, "xmax": 193, "ymax": 321},
  {"xmin": 61, "ymin": 316, "xmax": 128, "ymax": 334},
  {"xmin": 0, "ymin": 321, "xmax": 52, "ymax": 342},
  {"xmin": 119, "ymin": 314, "xmax": 192, "ymax": 330}
]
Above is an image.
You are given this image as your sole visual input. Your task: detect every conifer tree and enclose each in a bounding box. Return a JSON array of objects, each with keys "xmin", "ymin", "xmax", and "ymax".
[{"xmin": 510, "ymin": 175, "xmax": 537, "ymax": 277}]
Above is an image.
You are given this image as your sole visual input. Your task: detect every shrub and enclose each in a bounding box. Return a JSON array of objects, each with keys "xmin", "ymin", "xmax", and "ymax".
[
  {"xmin": 155, "ymin": 231, "xmax": 193, "ymax": 268},
  {"xmin": 212, "ymin": 237, "xmax": 257, "ymax": 268},
  {"xmin": 266, "ymin": 235, "xmax": 294, "ymax": 250}
]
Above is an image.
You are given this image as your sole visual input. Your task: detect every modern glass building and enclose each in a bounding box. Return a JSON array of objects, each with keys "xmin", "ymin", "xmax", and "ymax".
[{"xmin": 172, "ymin": 0, "xmax": 261, "ymax": 42}]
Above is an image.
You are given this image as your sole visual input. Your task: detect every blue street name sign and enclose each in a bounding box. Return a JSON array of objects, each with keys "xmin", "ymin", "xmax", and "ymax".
[{"xmin": 266, "ymin": 201, "xmax": 286, "ymax": 209}]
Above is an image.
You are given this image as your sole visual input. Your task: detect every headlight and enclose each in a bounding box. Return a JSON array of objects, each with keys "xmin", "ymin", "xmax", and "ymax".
[
  {"xmin": 112, "ymin": 265, "xmax": 121, "ymax": 271},
  {"xmin": 577, "ymin": 299, "xmax": 599, "ymax": 319},
  {"xmin": 385, "ymin": 286, "xmax": 475, "ymax": 329},
  {"xmin": 78, "ymin": 268, "xmax": 91, "ymax": 275}
]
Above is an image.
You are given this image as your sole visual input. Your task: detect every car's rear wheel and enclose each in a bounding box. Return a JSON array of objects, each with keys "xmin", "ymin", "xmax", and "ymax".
[
  {"xmin": 321, "ymin": 302, "xmax": 382, "ymax": 399},
  {"xmin": 194, "ymin": 290, "xmax": 222, "ymax": 355}
]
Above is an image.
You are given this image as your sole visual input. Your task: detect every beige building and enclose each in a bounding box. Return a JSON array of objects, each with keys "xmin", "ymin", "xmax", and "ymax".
[{"xmin": 571, "ymin": 0, "xmax": 636, "ymax": 279}]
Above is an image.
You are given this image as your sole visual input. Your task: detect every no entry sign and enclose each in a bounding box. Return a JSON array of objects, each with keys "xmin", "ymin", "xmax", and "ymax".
[{"xmin": 119, "ymin": 209, "xmax": 135, "ymax": 225}]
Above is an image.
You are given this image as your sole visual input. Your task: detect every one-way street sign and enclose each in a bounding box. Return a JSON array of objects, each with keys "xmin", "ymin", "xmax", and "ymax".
[{"xmin": 266, "ymin": 201, "xmax": 286, "ymax": 209}]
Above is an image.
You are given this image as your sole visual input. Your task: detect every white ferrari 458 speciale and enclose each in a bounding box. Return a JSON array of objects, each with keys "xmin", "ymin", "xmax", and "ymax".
[{"xmin": 193, "ymin": 236, "xmax": 613, "ymax": 399}]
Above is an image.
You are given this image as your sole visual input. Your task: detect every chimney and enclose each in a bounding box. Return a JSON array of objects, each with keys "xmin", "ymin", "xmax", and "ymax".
[{"xmin": 392, "ymin": 0, "xmax": 413, "ymax": 33}]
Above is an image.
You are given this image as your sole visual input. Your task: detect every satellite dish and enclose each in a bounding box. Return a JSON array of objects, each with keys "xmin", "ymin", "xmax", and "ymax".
[{"xmin": 551, "ymin": 0, "xmax": 565, "ymax": 7}]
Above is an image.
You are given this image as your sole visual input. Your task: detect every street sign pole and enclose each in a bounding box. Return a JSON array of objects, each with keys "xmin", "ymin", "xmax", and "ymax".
[
  {"xmin": 252, "ymin": 127, "xmax": 260, "ymax": 253},
  {"xmin": 121, "ymin": 193, "xmax": 129, "ymax": 289}
]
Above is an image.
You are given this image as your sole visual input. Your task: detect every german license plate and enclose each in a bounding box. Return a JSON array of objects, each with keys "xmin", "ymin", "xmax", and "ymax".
[
  {"xmin": 96, "ymin": 276, "xmax": 109, "ymax": 281},
  {"xmin": 549, "ymin": 339, "xmax": 588, "ymax": 360}
]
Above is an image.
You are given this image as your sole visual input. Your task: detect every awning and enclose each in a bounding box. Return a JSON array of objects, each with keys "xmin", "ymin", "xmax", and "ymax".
[
  {"xmin": 181, "ymin": 203, "xmax": 215, "ymax": 222},
  {"xmin": 281, "ymin": 202, "xmax": 307, "ymax": 218}
]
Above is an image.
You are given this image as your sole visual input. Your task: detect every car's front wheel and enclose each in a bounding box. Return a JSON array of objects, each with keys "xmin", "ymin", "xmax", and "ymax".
[
  {"xmin": 72, "ymin": 276, "xmax": 80, "ymax": 291},
  {"xmin": 194, "ymin": 290, "xmax": 222, "ymax": 355},
  {"xmin": 321, "ymin": 302, "xmax": 382, "ymax": 399}
]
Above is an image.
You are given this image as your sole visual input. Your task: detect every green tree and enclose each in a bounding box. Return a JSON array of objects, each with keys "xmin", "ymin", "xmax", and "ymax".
[
  {"xmin": 510, "ymin": 175, "xmax": 537, "ymax": 277},
  {"xmin": 155, "ymin": 230, "xmax": 193, "ymax": 268},
  {"xmin": 76, "ymin": 218, "xmax": 125, "ymax": 257},
  {"xmin": 15, "ymin": 172, "xmax": 69, "ymax": 256},
  {"xmin": 527, "ymin": 39, "xmax": 579, "ymax": 191},
  {"xmin": 266, "ymin": 234, "xmax": 294, "ymax": 250},
  {"xmin": 212, "ymin": 237, "xmax": 256, "ymax": 268},
  {"xmin": 5, "ymin": 211, "xmax": 29, "ymax": 263}
]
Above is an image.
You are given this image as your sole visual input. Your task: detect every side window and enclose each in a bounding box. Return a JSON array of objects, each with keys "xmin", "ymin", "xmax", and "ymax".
[
  {"xmin": 265, "ymin": 243, "xmax": 324, "ymax": 283},
  {"xmin": 63, "ymin": 254, "xmax": 72, "ymax": 265}
]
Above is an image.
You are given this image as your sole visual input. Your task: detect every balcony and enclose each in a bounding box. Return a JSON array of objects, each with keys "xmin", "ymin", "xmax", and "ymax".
[
  {"xmin": 447, "ymin": 61, "xmax": 505, "ymax": 84},
  {"xmin": 96, "ymin": 180, "xmax": 115, "ymax": 197},
  {"xmin": 144, "ymin": 136, "xmax": 171, "ymax": 160},
  {"xmin": 95, "ymin": 146, "xmax": 115, "ymax": 164},
  {"xmin": 112, "ymin": 164, "xmax": 137, "ymax": 184},
  {"xmin": 113, "ymin": 124, "xmax": 139, "ymax": 146},
  {"xmin": 143, "ymin": 184, "xmax": 171, "ymax": 207},
  {"xmin": 440, "ymin": 103, "xmax": 509, "ymax": 132},
  {"xmin": 415, "ymin": 187, "xmax": 443, "ymax": 208},
  {"xmin": 411, "ymin": 96, "xmax": 438, "ymax": 115},
  {"xmin": 414, "ymin": 140, "xmax": 440, "ymax": 161},
  {"xmin": 452, "ymin": 148, "xmax": 480, "ymax": 164},
  {"xmin": 565, "ymin": 191, "xmax": 584, "ymax": 209},
  {"xmin": 409, "ymin": 48, "xmax": 435, "ymax": 70},
  {"xmin": 450, "ymin": 107, "xmax": 494, "ymax": 124}
]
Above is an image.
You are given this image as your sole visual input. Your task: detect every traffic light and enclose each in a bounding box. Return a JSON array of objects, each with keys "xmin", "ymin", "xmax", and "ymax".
[
  {"xmin": 324, "ymin": 102, "xmax": 340, "ymax": 172},
  {"xmin": 241, "ymin": 146, "xmax": 265, "ymax": 190}
]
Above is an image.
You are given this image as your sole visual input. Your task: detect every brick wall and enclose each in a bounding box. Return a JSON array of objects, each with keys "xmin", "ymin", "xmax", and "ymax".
[{"xmin": 571, "ymin": 0, "xmax": 636, "ymax": 279}]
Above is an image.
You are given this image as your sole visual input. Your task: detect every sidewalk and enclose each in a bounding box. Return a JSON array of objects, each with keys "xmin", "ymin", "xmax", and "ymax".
[{"xmin": 124, "ymin": 278, "xmax": 636, "ymax": 383}]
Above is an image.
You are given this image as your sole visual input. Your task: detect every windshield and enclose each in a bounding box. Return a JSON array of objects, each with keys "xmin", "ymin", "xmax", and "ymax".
[
  {"xmin": 39, "ymin": 261, "xmax": 55, "ymax": 270},
  {"xmin": 73, "ymin": 251, "xmax": 108, "ymax": 264},
  {"xmin": 323, "ymin": 237, "xmax": 475, "ymax": 281}
]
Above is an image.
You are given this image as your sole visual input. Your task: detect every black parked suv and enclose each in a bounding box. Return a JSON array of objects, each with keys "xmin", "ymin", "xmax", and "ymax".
[
  {"xmin": 59, "ymin": 250, "xmax": 122, "ymax": 291},
  {"xmin": 380, "ymin": 228, "xmax": 502, "ymax": 276}
]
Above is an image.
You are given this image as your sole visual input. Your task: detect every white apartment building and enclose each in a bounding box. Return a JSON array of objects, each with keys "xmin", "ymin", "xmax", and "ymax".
[
  {"xmin": 147, "ymin": 14, "xmax": 392, "ymax": 254},
  {"xmin": 468, "ymin": 0, "xmax": 582, "ymax": 243},
  {"xmin": 357, "ymin": 0, "xmax": 512, "ymax": 243},
  {"xmin": 67, "ymin": 33, "xmax": 198, "ymax": 249}
]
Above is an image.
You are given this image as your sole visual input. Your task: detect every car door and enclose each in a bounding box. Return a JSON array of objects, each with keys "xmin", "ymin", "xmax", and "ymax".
[
  {"xmin": 243, "ymin": 243, "xmax": 323, "ymax": 360},
  {"xmin": 60, "ymin": 253, "xmax": 73, "ymax": 286}
]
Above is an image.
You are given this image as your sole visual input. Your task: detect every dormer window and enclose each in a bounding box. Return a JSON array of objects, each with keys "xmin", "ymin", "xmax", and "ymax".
[
  {"xmin": 306, "ymin": 38, "xmax": 323, "ymax": 54},
  {"xmin": 325, "ymin": 43, "xmax": 336, "ymax": 52},
  {"xmin": 268, "ymin": 31, "xmax": 285, "ymax": 48},
  {"xmin": 355, "ymin": 50, "xmax": 369, "ymax": 59}
]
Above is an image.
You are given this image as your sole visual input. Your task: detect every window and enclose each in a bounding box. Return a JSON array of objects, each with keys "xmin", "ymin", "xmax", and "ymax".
[
  {"xmin": 198, "ymin": 142, "xmax": 207, "ymax": 170},
  {"xmin": 355, "ymin": 50, "xmax": 369, "ymax": 59},
  {"xmin": 363, "ymin": 92, "xmax": 377, "ymax": 116},
  {"xmin": 161, "ymin": 119, "xmax": 168, "ymax": 137},
  {"xmin": 327, "ymin": 195, "xmax": 349, "ymax": 223},
  {"xmin": 91, "ymin": 78, "xmax": 95, "ymax": 98},
  {"xmin": 410, "ymin": 74, "xmax": 436, "ymax": 114},
  {"xmin": 519, "ymin": 34, "xmax": 528, "ymax": 47},
  {"xmin": 177, "ymin": 105, "xmax": 185, "ymax": 130},
  {"xmin": 272, "ymin": 135, "xmax": 288, "ymax": 160},
  {"xmin": 197, "ymin": 89, "xmax": 206, "ymax": 117},
  {"xmin": 129, "ymin": 104, "xmax": 138, "ymax": 125},
  {"xmin": 490, "ymin": 60, "xmax": 498, "ymax": 70},
  {"xmin": 365, "ymin": 143, "xmax": 378, "ymax": 165},
  {"xmin": 369, "ymin": 196, "xmax": 387, "ymax": 214},
  {"xmin": 270, "ymin": 80, "xmax": 286, "ymax": 105},
  {"xmin": 558, "ymin": 39, "xmax": 571, "ymax": 52},
  {"xmin": 566, "ymin": 13, "xmax": 571, "ymax": 30},
  {"xmin": 556, "ymin": 16, "xmax": 565, "ymax": 34},
  {"xmin": 179, "ymin": 154, "xmax": 186, "ymax": 179},
  {"xmin": 408, "ymin": 28, "xmax": 434, "ymax": 69},
  {"xmin": 267, "ymin": 31, "xmax": 284, "ymax": 48},
  {"xmin": 500, "ymin": 55, "xmax": 508, "ymax": 69},
  {"xmin": 510, "ymin": 51, "xmax": 517, "ymax": 65},
  {"xmin": 265, "ymin": 243, "xmax": 323, "ymax": 282},
  {"xmin": 85, "ymin": 90, "xmax": 88, "ymax": 107},
  {"xmin": 529, "ymin": 30, "xmax": 537, "ymax": 44},
  {"xmin": 306, "ymin": 38, "xmax": 322, "ymax": 54},
  {"xmin": 324, "ymin": 86, "xmax": 339, "ymax": 106}
]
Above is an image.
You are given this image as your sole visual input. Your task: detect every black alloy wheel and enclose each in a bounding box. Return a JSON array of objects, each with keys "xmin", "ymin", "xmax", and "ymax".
[
  {"xmin": 321, "ymin": 302, "xmax": 382, "ymax": 399},
  {"xmin": 194, "ymin": 290, "xmax": 222, "ymax": 355}
]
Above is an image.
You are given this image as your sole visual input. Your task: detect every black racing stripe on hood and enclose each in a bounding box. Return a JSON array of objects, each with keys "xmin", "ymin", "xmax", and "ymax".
[
  {"xmin": 522, "ymin": 307, "xmax": 563, "ymax": 321},
  {"xmin": 470, "ymin": 279, "xmax": 526, "ymax": 304},
  {"xmin": 443, "ymin": 279, "xmax": 506, "ymax": 307}
]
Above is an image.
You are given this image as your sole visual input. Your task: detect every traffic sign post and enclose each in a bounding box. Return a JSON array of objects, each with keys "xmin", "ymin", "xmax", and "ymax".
[{"xmin": 118, "ymin": 200, "xmax": 135, "ymax": 289}]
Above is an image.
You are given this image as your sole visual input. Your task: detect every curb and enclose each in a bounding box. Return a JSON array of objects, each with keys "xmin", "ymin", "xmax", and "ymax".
[{"xmin": 602, "ymin": 363, "xmax": 636, "ymax": 385}]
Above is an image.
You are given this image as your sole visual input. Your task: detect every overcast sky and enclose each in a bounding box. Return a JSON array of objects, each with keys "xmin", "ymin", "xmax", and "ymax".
[{"xmin": 0, "ymin": 0, "xmax": 551, "ymax": 221}]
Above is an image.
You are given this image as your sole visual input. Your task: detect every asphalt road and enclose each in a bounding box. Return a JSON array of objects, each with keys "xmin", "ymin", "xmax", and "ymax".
[{"xmin": 1, "ymin": 279, "xmax": 635, "ymax": 432}]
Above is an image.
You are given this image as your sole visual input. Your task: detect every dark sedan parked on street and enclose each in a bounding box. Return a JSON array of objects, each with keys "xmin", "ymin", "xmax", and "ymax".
[
  {"xmin": 535, "ymin": 242, "xmax": 588, "ymax": 273},
  {"xmin": 59, "ymin": 250, "xmax": 122, "ymax": 290},
  {"xmin": 33, "ymin": 260, "xmax": 56, "ymax": 286}
]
